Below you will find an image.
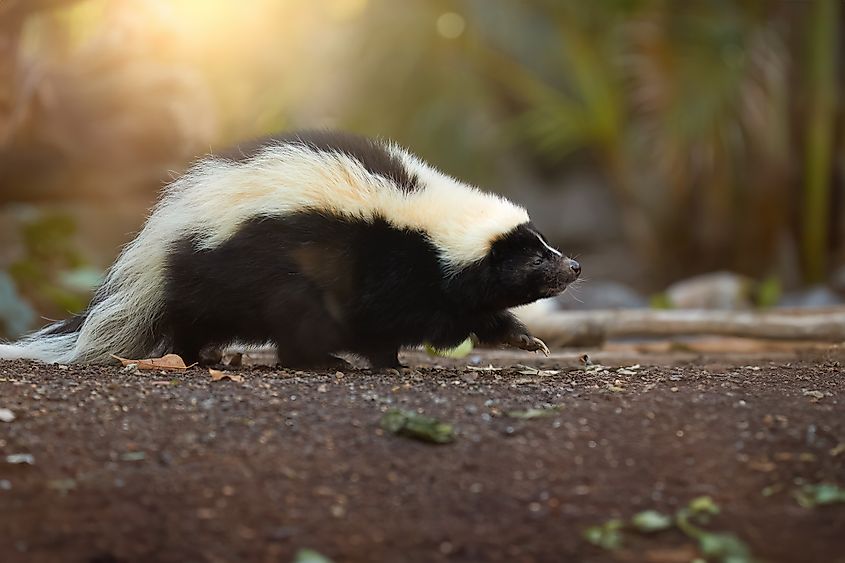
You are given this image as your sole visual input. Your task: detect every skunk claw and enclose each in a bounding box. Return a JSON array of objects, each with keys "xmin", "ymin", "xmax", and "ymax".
[{"xmin": 511, "ymin": 334, "xmax": 550, "ymax": 357}]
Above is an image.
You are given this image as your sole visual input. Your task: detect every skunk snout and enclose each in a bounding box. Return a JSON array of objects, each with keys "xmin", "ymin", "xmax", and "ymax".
[
  {"xmin": 539, "ymin": 256, "xmax": 580, "ymax": 298},
  {"xmin": 567, "ymin": 258, "xmax": 581, "ymax": 279},
  {"xmin": 557, "ymin": 257, "xmax": 581, "ymax": 286}
]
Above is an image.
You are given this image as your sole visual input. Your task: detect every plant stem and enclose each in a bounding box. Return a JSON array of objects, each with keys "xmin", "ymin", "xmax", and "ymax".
[{"xmin": 802, "ymin": 0, "xmax": 839, "ymax": 282}]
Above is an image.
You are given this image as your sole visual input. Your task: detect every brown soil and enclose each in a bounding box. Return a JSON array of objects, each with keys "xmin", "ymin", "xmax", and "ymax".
[{"xmin": 0, "ymin": 349, "xmax": 843, "ymax": 563}]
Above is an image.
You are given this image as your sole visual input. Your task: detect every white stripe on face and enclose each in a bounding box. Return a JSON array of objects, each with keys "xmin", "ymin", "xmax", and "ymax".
[{"xmin": 532, "ymin": 231, "xmax": 562, "ymax": 257}]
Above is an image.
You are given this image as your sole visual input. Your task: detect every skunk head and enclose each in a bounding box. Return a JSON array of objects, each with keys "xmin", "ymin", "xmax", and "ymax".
[{"xmin": 474, "ymin": 223, "xmax": 580, "ymax": 310}]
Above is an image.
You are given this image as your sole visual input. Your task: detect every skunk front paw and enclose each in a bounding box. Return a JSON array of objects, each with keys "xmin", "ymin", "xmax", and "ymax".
[{"xmin": 508, "ymin": 334, "xmax": 550, "ymax": 357}]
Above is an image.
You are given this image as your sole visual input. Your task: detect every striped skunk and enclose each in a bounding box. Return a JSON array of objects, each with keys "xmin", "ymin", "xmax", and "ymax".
[{"xmin": 0, "ymin": 131, "xmax": 580, "ymax": 368}]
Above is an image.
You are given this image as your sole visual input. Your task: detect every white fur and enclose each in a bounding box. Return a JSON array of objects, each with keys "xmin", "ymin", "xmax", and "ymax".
[
  {"xmin": 0, "ymin": 140, "xmax": 529, "ymax": 363},
  {"xmin": 531, "ymin": 230, "xmax": 562, "ymax": 257}
]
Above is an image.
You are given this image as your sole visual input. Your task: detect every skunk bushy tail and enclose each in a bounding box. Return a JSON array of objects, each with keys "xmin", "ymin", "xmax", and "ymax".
[
  {"xmin": 0, "ymin": 226, "xmax": 169, "ymax": 363},
  {"xmin": 0, "ymin": 154, "xmax": 259, "ymax": 363},
  {"xmin": 0, "ymin": 185, "xmax": 192, "ymax": 363}
]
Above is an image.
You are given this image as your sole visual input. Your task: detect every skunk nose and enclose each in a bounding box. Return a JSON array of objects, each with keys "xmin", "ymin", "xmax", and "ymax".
[{"xmin": 568, "ymin": 259, "xmax": 581, "ymax": 278}]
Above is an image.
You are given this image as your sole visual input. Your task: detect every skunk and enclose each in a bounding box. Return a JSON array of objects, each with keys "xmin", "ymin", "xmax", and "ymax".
[{"xmin": 0, "ymin": 131, "xmax": 580, "ymax": 368}]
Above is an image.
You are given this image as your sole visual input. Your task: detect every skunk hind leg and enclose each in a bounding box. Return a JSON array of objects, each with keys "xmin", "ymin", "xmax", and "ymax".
[
  {"xmin": 270, "ymin": 289, "xmax": 350, "ymax": 370},
  {"xmin": 361, "ymin": 346, "xmax": 403, "ymax": 370}
]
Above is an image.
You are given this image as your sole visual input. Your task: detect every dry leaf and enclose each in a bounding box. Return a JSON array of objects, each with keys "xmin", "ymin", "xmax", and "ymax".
[
  {"xmin": 466, "ymin": 365, "xmax": 502, "ymax": 371},
  {"xmin": 111, "ymin": 353, "xmax": 193, "ymax": 371},
  {"xmin": 209, "ymin": 368, "xmax": 244, "ymax": 383}
]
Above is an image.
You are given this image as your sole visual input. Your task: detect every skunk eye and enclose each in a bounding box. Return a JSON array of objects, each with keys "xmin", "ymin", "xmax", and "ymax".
[{"xmin": 531, "ymin": 256, "xmax": 544, "ymax": 266}]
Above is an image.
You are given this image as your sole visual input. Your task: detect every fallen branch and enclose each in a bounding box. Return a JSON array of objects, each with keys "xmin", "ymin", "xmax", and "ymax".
[{"xmin": 519, "ymin": 308, "xmax": 845, "ymax": 347}]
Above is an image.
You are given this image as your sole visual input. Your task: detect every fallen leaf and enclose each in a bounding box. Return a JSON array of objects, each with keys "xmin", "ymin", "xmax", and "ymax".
[
  {"xmin": 466, "ymin": 365, "xmax": 502, "ymax": 371},
  {"xmin": 208, "ymin": 368, "xmax": 244, "ymax": 383},
  {"xmin": 380, "ymin": 409, "xmax": 455, "ymax": 444},
  {"xmin": 747, "ymin": 458, "xmax": 776, "ymax": 472},
  {"xmin": 516, "ymin": 366, "xmax": 560, "ymax": 376},
  {"xmin": 120, "ymin": 451, "xmax": 146, "ymax": 461},
  {"xmin": 511, "ymin": 377, "xmax": 535, "ymax": 385},
  {"xmin": 111, "ymin": 353, "xmax": 194, "ymax": 371}
]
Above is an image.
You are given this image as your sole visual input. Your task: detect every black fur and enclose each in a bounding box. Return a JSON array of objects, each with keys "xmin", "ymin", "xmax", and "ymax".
[
  {"xmin": 163, "ymin": 214, "xmax": 579, "ymax": 368},
  {"xmin": 222, "ymin": 130, "xmax": 420, "ymax": 192},
  {"xmin": 43, "ymin": 313, "xmax": 86, "ymax": 335}
]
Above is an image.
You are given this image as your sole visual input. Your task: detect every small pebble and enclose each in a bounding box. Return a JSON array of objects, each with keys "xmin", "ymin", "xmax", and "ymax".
[{"xmin": 6, "ymin": 454, "xmax": 34, "ymax": 465}]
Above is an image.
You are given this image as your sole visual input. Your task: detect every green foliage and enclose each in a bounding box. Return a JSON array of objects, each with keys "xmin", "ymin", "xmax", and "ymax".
[
  {"xmin": 5, "ymin": 1, "xmax": 843, "ymax": 287},
  {"xmin": 752, "ymin": 276, "xmax": 782, "ymax": 309},
  {"xmin": 465, "ymin": 1, "xmax": 795, "ymax": 284},
  {"xmin": 0, "ymin": 272, "xmax": 35, "ymax": 338},
  {"xmin": 793, "ymin": 482, "xmax": 845, "ymax": 508},
  {"xmin": 584, "ymin": 518, "xmax": 625, "ymax": 550},
  {"xmin": 649, "ymin": 293, "xmax": 673, "ymax": 310},
  {"xmin": 676, "ymin": 497, "xmax": 752, "ymax": 563},
  {"xmin": 7, "ymin": 213, "xmax": 100, "ymax": 326},
  {"xmin": 586, "ymin": 496, "xmax": 754, "ymax": 562},
  {"xmin": 801, "ymin": 0, "xmax": 840, "ymax": 282}
]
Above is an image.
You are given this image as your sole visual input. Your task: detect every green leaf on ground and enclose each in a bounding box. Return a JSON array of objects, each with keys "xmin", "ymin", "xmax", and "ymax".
[
  {"xmin": 380, "ymin": 409, "xmax": 455, "ymax": 444},
  {"xmin": 794, "ymin": 483, "xmax": 845, "ymax": 508},
  {"xmin": 583, "ymin": 519, "xmax": 624, "ymax": 550},
  {"xmin": 292, "ymin": 548, "xmax": 334, "ymax": 563},
  {"xmin": 587, "ymin": 496, "xmax": 754, "ymax": 561},
  {"xmin": 688, "ymin": 495, "xmax": 720, "ymax": 519},
  {"xmin": 676, "ymin": 497, "xmax": 753, "ymax": 563},
  {"xmin": 696, "ymin": 531, "xmax": 753, "ymax": 563},
  {"xmin": 424, "ymin": 337, "xmax": 473, "ymax": 359},
  {"xmin": 630, "ymin": 510, "xmax": 673, "ymax": 533}
]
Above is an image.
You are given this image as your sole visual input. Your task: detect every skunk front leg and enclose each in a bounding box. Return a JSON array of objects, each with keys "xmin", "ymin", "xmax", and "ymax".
[{"xmin": 472, "ymin": 311, "xmax": 550, "ymax": 357}]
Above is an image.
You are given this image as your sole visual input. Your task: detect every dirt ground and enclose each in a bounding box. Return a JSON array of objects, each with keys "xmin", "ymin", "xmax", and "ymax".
[{"xmin": 0, "ymin": 344, "xmax": 843, "ymax": 563}]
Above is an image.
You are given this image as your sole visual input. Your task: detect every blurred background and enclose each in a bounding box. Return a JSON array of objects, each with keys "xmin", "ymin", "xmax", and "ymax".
[{"xmin": 1, "ymin": 0, "xmax": 844, "ymax": 338}]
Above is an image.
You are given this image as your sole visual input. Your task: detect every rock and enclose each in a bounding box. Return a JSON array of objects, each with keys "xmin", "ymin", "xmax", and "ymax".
[
  {"xmin": 0, "ymin": 408, "xmax": 15, "ymax": 422},
  {"xmin": 779, "ymin": 285, "xmax": 844, "ymax": 308},
  {"xmin": 5, "ymin": 454, "xmax": 34, "ymax": 465},
  {"xmin": 666, "ymin": 272, "xmax": 754, "ymax": 310}
]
